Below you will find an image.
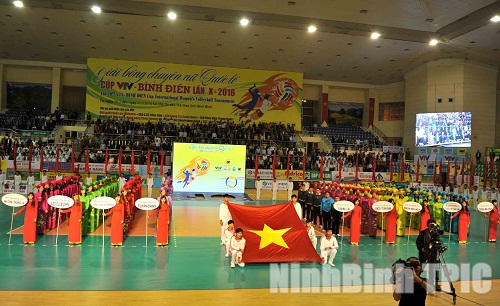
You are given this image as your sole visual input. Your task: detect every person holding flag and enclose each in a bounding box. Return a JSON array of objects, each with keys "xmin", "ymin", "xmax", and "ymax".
[
  {"xmin": 306, "ymin": 220, "xmax": 317, "ymax": 249},
  {"xmin": 223, "ymin": 220, "xmax": 235, "ymax": 257},
  {"xmin": 254, "ymin": 176, "xmax": 262, "ymax": 200},
  {"xmin": 219, "ymin": 194, "xmax": 232, "ymax": 245},
  {"xmin": 286, "ymin": 177, "xmax": 294, "ymax": 201},
  {"xmin": 320, "ymin": 229, "xmax": 339, "ymax": 266},
  {"xmin": 230, "ymin": 228, "xmax": 246, "ymax": 268}
]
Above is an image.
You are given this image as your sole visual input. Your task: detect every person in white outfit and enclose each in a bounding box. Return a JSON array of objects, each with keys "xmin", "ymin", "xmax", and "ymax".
[
  {"xmin": 223, "ymin": 220, "xmax": 235, "ymax": 257},
  {"xmin": 291, "ymin": 194, "xmax": 302, "ymax": 220},
  {"xmin": 230, "ymin": 228, "xmax": 246, "ymax": 268},
  {"xmin": 286, "ymin": 177, "xmax": 294, "ymax": 201},
  {"xmin": 255, "ymin": 176, "xmax": 262, "ymax": 200},
  {"xmin": 119, "ymin": 173, "xmax": 126, "ymax": 191},
  {"xmin": 306, "ymin": 220, "xmax": 317, "ymax": 250},
  {"xmin": 147, "ymin": 173, "xmax": 154, "ymax": 197},
  {"xmin": 303, "ymin": 179, "xmax": 310, "ymax": 191},
  {"xmin": 219, "ymin": 194, "xmax": 232, "ymax": 245},
  {"xmin": 55, "ymin": 171, "xmax": 63, "ymax": 181},
  {"xmin": 320, "ymin": 229, "xmax": 339, "ymax": 266},
  {"xmin": 14, "ymin": 171, "xmax": 22, "ymax": 194},
  {"xmin": 40, "ymin": 170, "xmax": 48, "ymax": 183},
  {"xmin": 271, "ymin": 178, "xmax": 278, "ymax": 201},
  {"xmin": 27, "ymin": 172, "xmax": 35, "ymax": 194},
  {"xmin": 471, "ymin": 185, "xmax": 479, "ymax": 210},
  {"xmin": 85, "ymin": 172, "xmax": 93, "ymax": 185}
]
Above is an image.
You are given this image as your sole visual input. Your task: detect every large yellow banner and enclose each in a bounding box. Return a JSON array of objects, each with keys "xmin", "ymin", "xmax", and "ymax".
[{"xmin": 86, "ymin": 58, "xmax": 302, "ymax": 129}]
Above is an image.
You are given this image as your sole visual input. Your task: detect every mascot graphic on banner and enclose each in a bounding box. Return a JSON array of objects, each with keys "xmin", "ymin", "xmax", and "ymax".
[
  {"xmin": 231, "ymin": 74, "xmax": 299, "ymax": 125},
  {"xmin": 175, "ymin": 157, "xmax": 210, "ymax": 188}
]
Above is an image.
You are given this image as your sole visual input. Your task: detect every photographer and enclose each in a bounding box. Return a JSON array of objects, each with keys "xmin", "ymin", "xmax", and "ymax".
[
  {"xmin": 393, "ymin": 257, "xmax": 433, "ymax": 306},
  {"xmin": 416, "ymin": 219, "xmax": 441, "ymax": 291}
]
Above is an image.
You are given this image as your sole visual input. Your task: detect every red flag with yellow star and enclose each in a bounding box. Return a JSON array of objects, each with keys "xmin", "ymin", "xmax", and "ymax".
[{"xmin": 228, "ymin": 203, "xmax": 321, "ymax": 263}]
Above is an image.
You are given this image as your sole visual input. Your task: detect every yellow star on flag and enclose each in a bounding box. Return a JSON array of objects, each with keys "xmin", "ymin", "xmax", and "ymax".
[{"xmin": 248, "ymin": 224, "xmax": 291, "ymax": 249}]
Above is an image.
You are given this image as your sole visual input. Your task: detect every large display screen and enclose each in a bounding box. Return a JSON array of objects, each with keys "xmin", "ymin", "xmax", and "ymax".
[
  {"xmin": 415, "ymin": 112, "xmax": 471, "ymax": 147},
  {"xmin": 172, "ymin": 143, "xmax": 246, "ymax": 193}
]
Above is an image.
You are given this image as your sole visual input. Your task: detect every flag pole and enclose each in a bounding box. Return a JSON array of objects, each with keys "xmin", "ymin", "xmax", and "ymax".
[
  {"xmin": 341, "ymin": 212, "xmax": 345, "ymax": 247},
  {"xmin": 407, "ymin": 215, "xmax": 412, "ymax": 247},
  {"xmin": 8, "ymin": 207, "xmax": 14, "ymax": 245},
  {"xmin": 102, "ymin": 213, "xmax": 105, "ymax": 247},
  {"xmin": 145, "ymin": 214, "xmax": 148, "ymax": 247},
  {"xmin": 54, "ymin": 210, "xmax": 61, "ymax": 246}
]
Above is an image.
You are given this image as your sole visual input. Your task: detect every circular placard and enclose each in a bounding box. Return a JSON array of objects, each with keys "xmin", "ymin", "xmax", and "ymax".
[
  {"xmin": 48, "ymin": 195, "xmax": 74, "ymax": 209},
  {"xmin": 477, "ymin": 202, "xmax": 494, "ymax": 213},
  {"xmin": 333, "ymin": 200, "xmax": 355, "ymax": 212},
  {"xmin": 90, "ymin": 196, "xmax": 116, "ymax": 210},
  {"xmin": 443, "ymin": 201, "xmax": 462, "ymax": 213},
  {"xmin": 372, "ymin": 201, "xmax": 394, "ymax": 213},
  {"xmin": 403, "ymin": 201, "xmax": 422, "ymax": 213},
  {"xmin": 135, "ymin": 197, "xmax": 160, "ymax": 211},
  {"xmin": 2, "ymin": 194, "xmax": 28, "ymax": 207}
]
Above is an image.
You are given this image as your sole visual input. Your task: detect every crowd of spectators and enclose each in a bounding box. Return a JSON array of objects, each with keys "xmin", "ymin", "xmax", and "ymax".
[{"xmin": 0, "ymin": 108, "xmax": 80, "ymax": 131}]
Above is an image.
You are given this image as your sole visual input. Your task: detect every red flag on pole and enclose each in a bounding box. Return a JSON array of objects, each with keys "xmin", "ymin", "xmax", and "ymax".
[
  {"xmin": 470, "ymin": 160, "xmax": 474, "ymax": 187},
  {"xmin": 302, "ymin": 154, "xmax": 306, "ymax": 179},
  {"xmin": 40, "ymin": 146, "xmax": 44, "ymax": 172},
  {"xmin": 29, "ymin": 145, "xmax": 33, "ymax": 172},
  {"xmin": 400, "ymin": 154, "xmax": 405, "ymax": 182},
  {"xmin": 104, "ymin": 148, "xmax": 109, "ymax": 175},
  {"xmin": 439, "ymin": 160, "xmax": 442, "ymax": 184},
  {"xmin": 461, "ymin": 160, "xmax": 465, "ymax": 185},
  {"xmin": 454, "ymin": 160, "xmax": 458, "ymax": 186},
  {"xmin": 55, "ymin": 145, "xmax": 60, "ymax": 172},
  {"xmin": 286, "ymin": 153, "xmax": 290, "ymax": 178},
  {"xmin": 159, "ymin": 150, "xmax": 165, "ymax": 175},
  {"xmin": 416, "ymin": 157, "xmax": 420, "ymax": 182},
  {"xmin": 227, "ymin": 203, "xmax": 321, "ymax": 263},
  {"xmin": 85, "ymin": 147, "xmax": 90, "ymax": 173},
  {"xmin": 118, "ymin": 147, "xmax": 123, "ymax": 175},
  {"xmin": 319, "ymin": 156, "xmax": 324, "ymax": 180},
  {"xmin": 71, "ymin": 144, "xmax": 75, "ymax": 173},
  {"xmin": 338, "ymin": 156, "xmax": 342, "ymax": 181},
  {"xmin": 372, "ymin": 155, "xmax": 376, "ymax": 182},
  {"xmin": 390, "ymin": 157, "xmax": 394, "ymax": 182},
  {"xmin": 131, "ymin": 149, "xmax": 135, "ymax": 175},
  {"xmin": 355, "ymin": 154, "xmax": 359, "ymax": 180},
  {"xmin": 254, "ymin": 152, "xmax": 259, "ymax": 178},
  {"xmin": 272, "ymin": 152, "xmax": 276, "ymax": 178},
  {"xmin": 447, "ymin": 160, "xmax": 450, "ymax": 184},
  {"xmin": 147, "ymin": 149, "xmax": 151, "ymax": 174},
  {"xmin": 13, "ymin": 143, "xmax": 17, "ymax": 172}
]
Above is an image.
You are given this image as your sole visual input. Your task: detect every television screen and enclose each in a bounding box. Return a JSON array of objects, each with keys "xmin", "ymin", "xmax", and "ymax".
[
  {"xmin": 415, "ymin": 112, "xmax": 471, "ymax": 147},
  {"xmin": 172, "ymin": 143, "xmax": 246, "ymax": 193}
]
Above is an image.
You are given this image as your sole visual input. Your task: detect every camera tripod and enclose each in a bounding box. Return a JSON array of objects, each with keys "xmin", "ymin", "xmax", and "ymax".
[{"xmin": 434, "ymin": 249, "xmax": 457, "ymax": 305}]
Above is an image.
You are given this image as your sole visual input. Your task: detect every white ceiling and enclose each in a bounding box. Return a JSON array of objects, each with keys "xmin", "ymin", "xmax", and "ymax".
[{"xmin": 0, "ymin": 0, "xmax": 499, "ymax": 84}]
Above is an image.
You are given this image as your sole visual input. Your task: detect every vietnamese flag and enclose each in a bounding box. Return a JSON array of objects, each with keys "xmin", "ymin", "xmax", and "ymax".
[{"xmin": 228, "ymin": 203, "xmax": 321, "ymax": 263}]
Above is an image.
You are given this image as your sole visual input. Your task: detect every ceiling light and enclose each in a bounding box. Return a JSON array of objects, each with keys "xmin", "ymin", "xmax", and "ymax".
[
  {"xmin": 167, "ymin": 12, "xmax": 177, "ymax": 20},
  {"xmin": 491, "ymin": 15, "xmax": 500, "ymax": 22},
  {"xmin": 13, "ymin": 1, "xmax": 23, "ymax": 8},
  {"xmin": 91, "ymin": 6, "xmax": 101, "ymax": 14},
  {"xmin": 307, "ymin": 25, "xmax": 317, "ymax": 33},
  {"xmin": 371, "ymin": 32, "xmax": 380, "ymax": 39},
  {"xmin": 429, "ymin": 39, "xmax": 439, "ymax": 46},
  {"xmin": 240, "ymin": 18, "xmax": 249, "ymax": 26}
]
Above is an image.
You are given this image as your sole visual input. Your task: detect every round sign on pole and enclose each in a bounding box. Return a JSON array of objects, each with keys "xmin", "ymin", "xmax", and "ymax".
[
  {"xmin": 443, "ymin": 201, "xmax": 462, "ymax": 213},
  {"xmin": 333, "ymin": 200, "xmax": 355, "ymax": 212},
  {"xmin": 477, "ymin": 202, "xmax": 494, "ymax": 213},
  {"xmin": 48, "ymin": 195, "xmax": 74, "ymax": 209},
  {"xmin": 90, "ymin": 196, "xmax": 116, "ymax": 210},
  {"xmin": 135, "ymin": 198, "xmax": 160, "ymax": 211},
  {"xmin": 403, "ymin": 201, "xmax": 422, "ymax": 213},
  {"xmin": 2, "ymin": 194, "xmax": 28, "ymax": 207},
  {"xmin": 372, "ymin": 201, "xmax": 394, "ymax": 213}
]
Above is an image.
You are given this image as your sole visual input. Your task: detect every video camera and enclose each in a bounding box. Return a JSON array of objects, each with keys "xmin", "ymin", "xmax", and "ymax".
[{"xmin": 428, "ymin": 223, "xmax": 448, "ymax": 254}]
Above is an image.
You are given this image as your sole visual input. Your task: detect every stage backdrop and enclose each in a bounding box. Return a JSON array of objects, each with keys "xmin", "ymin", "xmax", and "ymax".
[
  {"xmin": 86, "ymin": 58, "xmax": 302, "ymax": 128},
  {"xmin": 172, "ymin": 143, "xmax": 246, "ymax": 193}
]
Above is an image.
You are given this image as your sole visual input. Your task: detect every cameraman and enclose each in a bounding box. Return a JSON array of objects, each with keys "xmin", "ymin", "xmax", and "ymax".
[
  {"xmin": 393, "ymin": 257, "xmax": 433, "ymax": 306},
  {"xmin": 416, "ymin": 219, "xmax": 441, "ymax": 291}
]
